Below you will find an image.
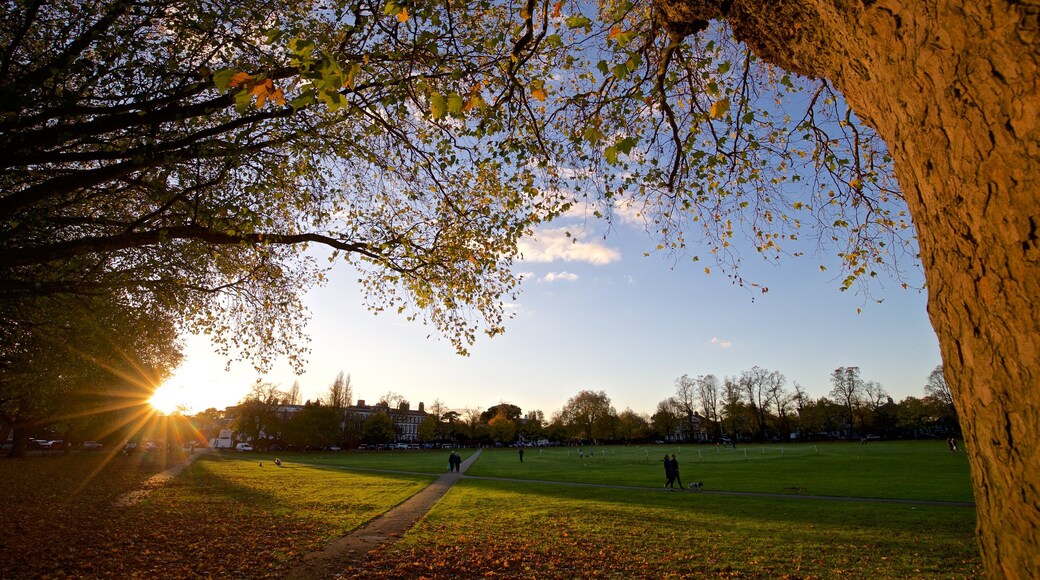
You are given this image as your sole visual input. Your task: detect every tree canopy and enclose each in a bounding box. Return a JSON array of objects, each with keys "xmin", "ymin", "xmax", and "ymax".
[{"xmin": 1, "ymin": 0, "xmax": 915, "ymax": 370}]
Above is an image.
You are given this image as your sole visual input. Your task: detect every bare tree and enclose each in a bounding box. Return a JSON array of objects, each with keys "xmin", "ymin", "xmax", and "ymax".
[
  {"xmin": 673, "ymin": 374, "xmax": 699, "ymax": 441},
  {"xmin": 863, "ymin": 381, "xmax": 889, "ymax": 414},
  {"xmin": 764, "ymin": 371, "xmax": 791, "ymax": 437},
  {"xmin": 924, "ymin": 365, "xmax": 954, "ymax": 410},
  {"xmin": 325, "ymin": 372, "xmax": 352, "ymax": 409},
  {"xmin": 379, "ymin": 391, "xmax": 406, "ymax": 409},
  {"xmin": 696, "ymin": 374, "xmax": 722, "ymax": 438},
  {"xmin": 285, "ymin": 380, "xmax": 302, "ymax": 406},
  {"xmin": 739, "ymin": 367, "xmax": 772, "ymax": 442},
  {"xmin": 721, "ymin": 377, "xmax": 745, "ymax": 441},
  {"xmin": 829, "ymin": 367, "xmax": 863, "ymax": 438}
]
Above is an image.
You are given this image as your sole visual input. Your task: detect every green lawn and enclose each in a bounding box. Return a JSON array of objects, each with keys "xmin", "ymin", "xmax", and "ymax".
[
  {"xmin": 346, "ymin": 479, "xmax": 981, "ymax": 578},
  {"xmin": 466, "ymin": 441, "xmax": 975, "ymax": 502},
  {"xmin": 0, "ymin": 441, "xmax": 980, "ymax": 578},
  {"xmin": 251, "ymin": 447, "xmax": 474, "ymax": 474}
]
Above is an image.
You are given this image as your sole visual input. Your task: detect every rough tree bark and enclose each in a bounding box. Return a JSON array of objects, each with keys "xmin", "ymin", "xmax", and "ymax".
[{"xmin": 654, "ymin": 0, "xmax": 1039, "ymax": 576}]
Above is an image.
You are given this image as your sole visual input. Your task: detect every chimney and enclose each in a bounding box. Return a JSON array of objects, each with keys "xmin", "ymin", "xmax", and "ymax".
[
  {"xmin": 418, "ymin": 402, "xmax": 425, "ymax": 413},
  {"xmin": 357, "ymin": 399, "xmax": 365, "ymax": 407}
]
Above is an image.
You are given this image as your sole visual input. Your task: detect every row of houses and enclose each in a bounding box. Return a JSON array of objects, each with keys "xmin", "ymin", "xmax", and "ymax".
[{"xmin": 213, "ymin": 399, "xmax": 427, "ymax": 448}]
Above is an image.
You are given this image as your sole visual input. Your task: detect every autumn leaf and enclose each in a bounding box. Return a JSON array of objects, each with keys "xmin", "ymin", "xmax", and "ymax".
[
  {"xmin": 464, "ymin": 93, "xmax": 486, "ymax": 111},
  {"xmin": 710, "ymin": 98, "xmax": 730, "ymax": 119},
  {"xmin": 397, "ymin": 7, "xmax": 409, "ymax": 22},
  {"xmin": 229, "ymin": 72, "xmax": 252, "ymax": 88},
  {"xmin": 530, "ymin": 79, "xmax": 547, "ymax": 102}
]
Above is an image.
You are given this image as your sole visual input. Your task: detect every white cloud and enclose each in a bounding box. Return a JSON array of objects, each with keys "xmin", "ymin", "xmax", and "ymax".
[
  {"xmin": 612, "ymin": 196, "xmax": 652, "ymax": 227},
  {"xmin": 517, "ymin": 227, "xmax": 621, "ymax": 265},
  {"xmin": 710, "ymin": 337, "xmax": 733, "ymax": 349},
  {"xmin": 543, "ymin": 271, "xmax": 579, "ymax": 283}
]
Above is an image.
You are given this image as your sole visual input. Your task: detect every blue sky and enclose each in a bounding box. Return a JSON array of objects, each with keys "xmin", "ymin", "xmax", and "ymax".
[{"xmin": 157, "ymin": 205, "xmax": 941, "ymax": 418}]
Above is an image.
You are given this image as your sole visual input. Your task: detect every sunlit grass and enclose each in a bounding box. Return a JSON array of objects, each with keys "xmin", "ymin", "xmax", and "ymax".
[
  {"xmin": 348, "ymin": 479, "xmax": 981, "ymax": 578},
  {"xmin": 259, "ymin": 447, "xmax": 476, "ymax": 474},
  {"xmin": 0, "ymin": 452, "xmax": 433, "ymax": 578}
]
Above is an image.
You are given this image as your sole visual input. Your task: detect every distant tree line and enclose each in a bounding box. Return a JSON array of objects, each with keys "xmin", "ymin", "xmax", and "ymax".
[{"xmin": 7, "ymin": 360, "xmax": 956, "ymax": 455}]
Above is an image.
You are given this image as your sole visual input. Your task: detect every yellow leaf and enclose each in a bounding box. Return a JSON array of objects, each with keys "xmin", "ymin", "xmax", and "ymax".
[
  {"xmin": 608, "ymin": 26, "xmax": 623, "ymax": 40},
  {"xmin": 704, "ymin": 267, "xmax": 711, "ymax": 274},
  {"xmin": 531, "ymin": 87, "xmax": 547, "ymax": 101},
  {"xmin": 397, "ymin": 7, "xmax": 408, "ymax": 22},
  {"xmin": 709, "ymin": 98, "xmax": 730, "ymax": 119}
]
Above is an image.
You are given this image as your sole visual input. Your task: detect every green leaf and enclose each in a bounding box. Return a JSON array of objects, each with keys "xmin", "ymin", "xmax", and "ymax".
[
  {"xmin": 616, "ymin": 136, "xmax": 638, "ymax": 155},
  {"xmin": 234, "ymin": 89, "xmax": 253, "ymax": 112},
  {"xmin": 430, "ymin": 92, "xmax": 446, "ymax": 119},
  {"xmin": 565, "ymin": 14, "xmax": 592, "ymax": 29},
  {"xmin": 447, "ymin": 93, "xmax": 464, "ymax": 114},
  {"xmin": 289, "ymin": 38, "xmax": 315, "ymax": 57},
  {"xmin": 582, "ymin": 126, "xmax": 603, "ymax": 145},
  {"xmin": 605, "ymin": 145, "xmax": 618, "ymax": 165},
  {"xmin": 289, "ymin": 93, "xmax": 315, "ymax": 111},
  {"xmin": 212, "ymin": 69, "xmax": 236, "ymax": 92}
]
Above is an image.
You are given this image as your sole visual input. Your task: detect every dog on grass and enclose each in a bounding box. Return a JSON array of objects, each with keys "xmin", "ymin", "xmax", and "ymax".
[{"xmin": 688, "ymin": 482, "xmax": 703, "ymax": 490}]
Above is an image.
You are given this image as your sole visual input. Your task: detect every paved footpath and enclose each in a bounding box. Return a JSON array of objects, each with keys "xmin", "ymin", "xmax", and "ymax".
[
  {"xmin": 112, "ymin": 450, "xmax": 207, "ymax": 508},
  {"xmin": 283, "ymin": 449, "xmax": 483, "ymax": 580}
]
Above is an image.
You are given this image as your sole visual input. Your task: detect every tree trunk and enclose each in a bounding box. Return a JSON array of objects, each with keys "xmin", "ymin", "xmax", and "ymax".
[{"xmin": 655, "ymin": 0, "xmax": 1039, "ymax": 576}]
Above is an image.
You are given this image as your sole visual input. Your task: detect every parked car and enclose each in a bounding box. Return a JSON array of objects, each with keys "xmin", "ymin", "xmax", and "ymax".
[
  {"xmin": 235, "ymin": 442, "xmax": 253, "ymax": 451},
  {"xmin": 46, "ymin": 440, "xmax": 64, "ymax": 449},
  {"xmin": 81, "ymin": 441, "xmax": 103, "ymax": 449}
]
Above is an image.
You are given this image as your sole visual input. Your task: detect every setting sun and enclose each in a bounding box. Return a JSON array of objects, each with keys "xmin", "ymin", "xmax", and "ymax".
[{"xmin": 148, "ymin": 382, "xmax": 187, "ymax": 415}]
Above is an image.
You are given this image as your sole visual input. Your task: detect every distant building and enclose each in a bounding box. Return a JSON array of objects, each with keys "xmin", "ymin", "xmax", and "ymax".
[
  {"xmin": 352, "ymin": 400, "xmax": 427, "ymax": 442},
  {"xmin": 223, "ymin": 399, "xmax": 427, "ymax": 444},
  {"xmin": 670, "ymin": 412, "xmax": 708, "ymax": 442}
]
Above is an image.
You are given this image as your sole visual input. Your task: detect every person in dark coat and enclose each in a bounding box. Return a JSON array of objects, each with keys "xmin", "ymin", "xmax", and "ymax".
[
  {"xmin": 519, "ymin": 447, "xmax": 525, "ymax": 462},
  {"xmin": 670, "ymin": 454, "xmax": 684, "ymax": 490},
  {"xmin": 663, "ymin": 454, "xmax": 675, "ymax": 489}
]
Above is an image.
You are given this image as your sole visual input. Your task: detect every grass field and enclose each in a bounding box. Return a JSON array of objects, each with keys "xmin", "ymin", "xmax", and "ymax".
[
  {"xmin": 259, "ymin": 447, "xmax": 476, "ymax": 474},
  {"xmin": 0, "ymin": 451, "xmax": 432, "ymax": 578},
  {"xmin": 0, "ymin": 441, "xmax": 980, "ymax": 578},
  {"xmin": 463, "ymin": 442, "xmax": 975, "ymax": 502},
  {"xmin": 347, "ymin": 479, "xmax": 980, "ymax": 578}
]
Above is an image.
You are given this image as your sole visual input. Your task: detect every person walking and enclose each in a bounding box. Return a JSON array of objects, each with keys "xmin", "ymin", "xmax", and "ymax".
[
  {"xmin": 662, "ymin": 454, "xmax": 675, "ymax": 490},
  {"xmin": 519, "ymin": 447, "xmax": 525, "ymax": 463},
  {"xmin": 670, "ymin": 454, "xmax": 684, "ymax": 490}
]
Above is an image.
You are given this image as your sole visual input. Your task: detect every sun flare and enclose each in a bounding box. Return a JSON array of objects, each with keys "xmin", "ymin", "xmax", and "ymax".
[{"xmin": 148, "ymin": 382, "xmax": 187, "ymax": 415}]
